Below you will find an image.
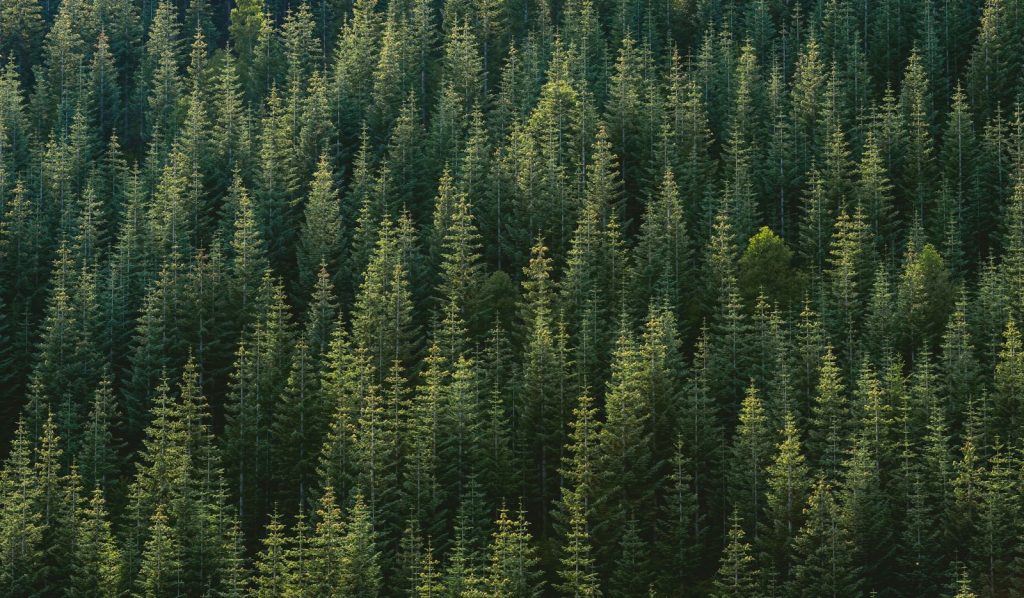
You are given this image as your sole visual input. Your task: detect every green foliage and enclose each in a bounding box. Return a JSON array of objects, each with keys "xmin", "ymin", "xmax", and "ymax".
[
  {"xmin": 712, "ymin": 512, "xmax": 761, "ymax": 598},
  {"xmin": 2, "ymin": 2, "xmax": 1024, "ymax": 594},
  {"xmin": 738, "ymin": 226, "xmax": 804, "ymax": 309}
]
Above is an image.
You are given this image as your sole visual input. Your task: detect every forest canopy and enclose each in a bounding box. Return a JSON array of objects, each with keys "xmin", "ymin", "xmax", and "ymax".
[{"xmin": 1, "ymin": 0, "xmax": 1024, "ymax": 595}]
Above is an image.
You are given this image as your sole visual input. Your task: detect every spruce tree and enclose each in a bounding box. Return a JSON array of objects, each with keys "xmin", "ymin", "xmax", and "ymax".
[
  {"xmin": 789, "ymin": 480, "xmax": 860, "ymax": 597},
  {"xmin": 712, "ymin": 512, "xmax": 762, "ymax": 598},
  {"xmin": 70, "ymin": 487, "xmax": 124, "ymax": 596},
  {"xmin": 297, "ymin": 154, "xmax": 343, "ymax": 299},
  {"xmin": 484, "ymin": 505, "xmax": 543, "ymax": 597},
  {"xmin": 759, "ymin": 413, "xmax": 811, "ymax": 582},
  {"xmin": 728, "ymin": 384, "xmax": 774, "ymax": 538},
  {"xmin": 134, "ymin": 504, "xmax": 184, "ymax": 598}
]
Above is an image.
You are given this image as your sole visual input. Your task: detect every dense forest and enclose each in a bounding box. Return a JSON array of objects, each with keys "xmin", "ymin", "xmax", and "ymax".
[{"xmin": 1, "ymin": 0, "xmax": 1024, "ymax": 594}]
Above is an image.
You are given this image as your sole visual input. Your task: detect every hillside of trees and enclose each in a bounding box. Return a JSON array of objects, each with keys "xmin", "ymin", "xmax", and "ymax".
[{"xmin": 1, "ymin": 0, "xmax": 1024, "ymax": 594}]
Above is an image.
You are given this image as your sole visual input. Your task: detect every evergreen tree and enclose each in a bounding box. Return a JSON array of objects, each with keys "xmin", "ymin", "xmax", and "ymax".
[
  {"xmin": 517, "ymin": 242, "xmax": 570, "ymax": 538},
  {"xmin": 808, "ymin": 346, "xmax": 851, "ymax": 477},
  {"xmin": 339, "ymin": 493, "xmax": 383, "ymax": 596},
  {"xmin": 296, "ymin": 154, "xmax": 343, "ymax": 298},
  {"xmin": 79, "ymin": 373, "xmax": 123, "ymax": 496},
  {"xmin": 0, "ymin": 420, "xmax": 44, "ymax": 593},
  {"xmin": 134, "ymin": 504, "xmax": 184, "ymax": 598},
  {"xmin": 728, "ymin": 384, "xmax": 774, "ymax": 537},
  {"xmin": 789, "ymin": 480, "xmax": 860, "ymax": 597},
  {"xmin": 759, "ymin": 413, "xmax": 811, "ymax": 583},
  {"xmin": 484, "ymin": 505, "xmax": 543, "ymax": 597},
  {"xmin": 712, "ymin": 512, "xmax": 762, "ymax": 598},
  {"xmin": 635, "ymin": 166, "xmax": 690, "ymax": 312},
  {"xmin": 252, "ymin": 513, "xmax": 289, "ymax": 597},
  {"xmin": 70, "ymin": 486, "xmax": 124, "ymax": 596},
  {"xmin": 555, "ymin": 391, "xmax": 601, "ymax": 596}
]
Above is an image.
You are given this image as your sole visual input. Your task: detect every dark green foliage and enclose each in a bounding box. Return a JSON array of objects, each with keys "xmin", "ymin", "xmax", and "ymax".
[
  {"xmin": 1, "ymin": 1, "xmax": 1024, "ymax": 594},
  {"xmin": 738, "ymin": 226, "xmax": 805, "ymax": 310}
]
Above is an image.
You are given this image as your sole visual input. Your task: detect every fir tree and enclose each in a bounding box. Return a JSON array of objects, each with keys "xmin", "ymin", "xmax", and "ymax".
[
  {"xmin": 789, "ymin": 480, "xmax": 860, "ymax": 597},
  {"xmin": 712, "ymin": 512, "xmax": 762, "ymax": 598}
]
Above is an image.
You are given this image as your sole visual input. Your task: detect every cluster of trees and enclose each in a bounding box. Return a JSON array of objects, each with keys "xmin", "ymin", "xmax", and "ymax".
[{"xmin": 1, "ymin": 0, "xmax": 1024, "ymax": 594}]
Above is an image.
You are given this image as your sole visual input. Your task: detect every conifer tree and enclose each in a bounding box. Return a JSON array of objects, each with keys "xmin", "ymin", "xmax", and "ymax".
[
  {"xmin": 296, "ymin": 154, "xmax": 343, "ymax": 298},
  {"xmin": 808, "ymin": 346, "xmax": 850, "ymax": 477},
  {"xmin": 134, "ymin": 504, "xmax": 184, "ymax": 597},
  {"xmin": 967, "ymin": 0, "xmax": 1024, "ymax": 122},
  {"xmin": 351, "ymin": 215, "xmax": 420, "ymax": 384},
  {"xmin": 970, "ymin": 445, "xmax": 1021, "ymax": 596},
  {"xmin": 434, "ymin": 168, "xmax": 485, "ymax": 341},
  {"xmin": 485, "ymin": 505, "xmax": 543, "ymax": 597},
  {"xmin": 635, "ymin": 166, "xmax": 690, "ymax": 312},
  {"xmin": 759, "ymin": 413, "xmax": 811, "ymax": 583},
  {"xmin": 729, "ymin": 384, "xmax": 774, "ymax": 537},
  {"xmin": 789, "ymin": 480, "xmax": 860, "ymax": 597},
  {"xmin": 555, "ymin": 390, "xmax": 601, "ymax": 595},
  {"xmin": 991, "ymin": 318, "xmax": 1024, "ymax": 444},
  {"xmin": 593, "ymin": 322, "xmax": 657, "ymax": 565},
  {"xmin": 0, "ymin": 420, "xmax": 44, "ymax": 593},
  {"xmin": 713, "ymin": 512, "xmax": 761, "ymax": 598},
  {"xmin": 70, "ymin": 486, "xmax": 124, "ymax": 596},
  {"xmin": 252, "ymin": 513, "xmax": 289, "ymax": 597},
  {"xmin": 517, "ymin": 242, "xmax": 570, "ymax": 537},
  {"xmin": 79, "ymin": 373, "xmax": 123, "ymax": 496},
  {"xmin": 340, "ymin": 493, "xmax": 383, "ymax": 596},
  {"xmin": 823, "ymin": 205, "xmax": 870, "ymax": 369}
]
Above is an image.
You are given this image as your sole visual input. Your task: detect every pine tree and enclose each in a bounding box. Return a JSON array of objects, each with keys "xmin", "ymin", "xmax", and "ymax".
[
  {"xmin": 555, "ymin": 484, "xmax": 601, "ymax": 597},
  {"xmin": 593, "ymin": 322, "xmax": 657, "ymax": 566},
  {"xmin": 728, "ymin": 383, "xmax": 775, "ymax": 538},
  {"xmin": 351, "ymin": 376, "xmax": 401, "ymax": 555},
  {"xmin": 713, "ymin": 512, "xmax": 762, "ymax": 598},
  {"xmin": 856, "ymin": 131, "xmax": 897, "ymax": 251},
  {"xmin": 517, "ymin": 242, "xmax": 570, "ymax": 538},
  {"xmin": 808, "ymin": 346, "xmax": 850, "ymax": 477},
  {"xmin": 252, "ymin": 513, "xmax": 289, "ymax": 597},
  {"xmin": 144, "ymin": 1, "xmax": 184, "ymax": 147},
  {"xmin": 270, "ymin": 337, "xmax": 325, "ymax": 512},
  {"xmin": 297, "ymin": 153, "xmax": 343, "ymax": 299},
  {"xmin": 635, "ymin": 166, "xmax": 690, "ymax": 312},
  {"xmin": 967, "ymin": 0, "xmax": 1024, "ymax": 122},
  {"xmin": 134, "ymin": 504, "xmax": 184, "ymax": 597},
  {"xmin": 209, "ymin": 49, "xmax": 251, "ymax": 199},
  {"xmin": 605, "ymin": 35, "xmax": 657, "ymax": 202},
  {"xmin": 970, "ymin": 445, "xmax": 1021, "ymax": 596},
  {"xmin": 226, "ymin": 174, "xmax": 269, "ymax": 322},
  {"xmin": 0, "ymin": 0, "xmax": 43, "ymax": 76},
  {"xmin": 555, "ymin": 391, "xmax": 601, "ymax": 596},
  {"xmin": 79, "ymin": 373, "xmax": 123, "ymax": 495},
  {"xmin": 434, "ymin": 168, "xmax": 485, "ymax": 341},
  {"xmin": 339, "ymin": 493, "xmax": 383, "ymax": 596},
  {"xmin": 898, "ymin": 51, "xmax": 939, "ymax": 228},
  {"xmin": 940, "ymin": 296, "xmax": 982, "ymax": 436},
  {"xmin": 991, "ymin": 318, "xmax": 1024, "ymax": 444},
  {"xmin": 562, "ymin": 127, "xmax": 627, "ymax": 392},
  {"xmin": 824, "ymin": 205, "xmax": 871, "ymax": 371},
  {"xmin": 305, "ymin": 485, "xmax": 346, "ymax": 594},
  {"xmin": 329, "ymin": 0, "xmax": 382, "ymax": 151},
  {"xmin": 415, "ymin": 540, "xmax": 445, "ymax": 597},
  {"xmin": 789, "ymin": 480, "xmax": 860, "ymax": 597},
  {"xmin": 70, "ymin": 487, "xmax": 124, "ymax": 596},
  {"xmin": 485, "ymin": 505, "xmax": 544, "ymax": 597},
  {"xmin": 0, "ymin": 420, "xmax": 44, "ymax": 594},
  {"xmin": 351, "ymin": 215, "xmax": 420, "ymax": 384},
  {"xmin": 759, "ymin": 413, "xmax": 811, "ymax": 583}
]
